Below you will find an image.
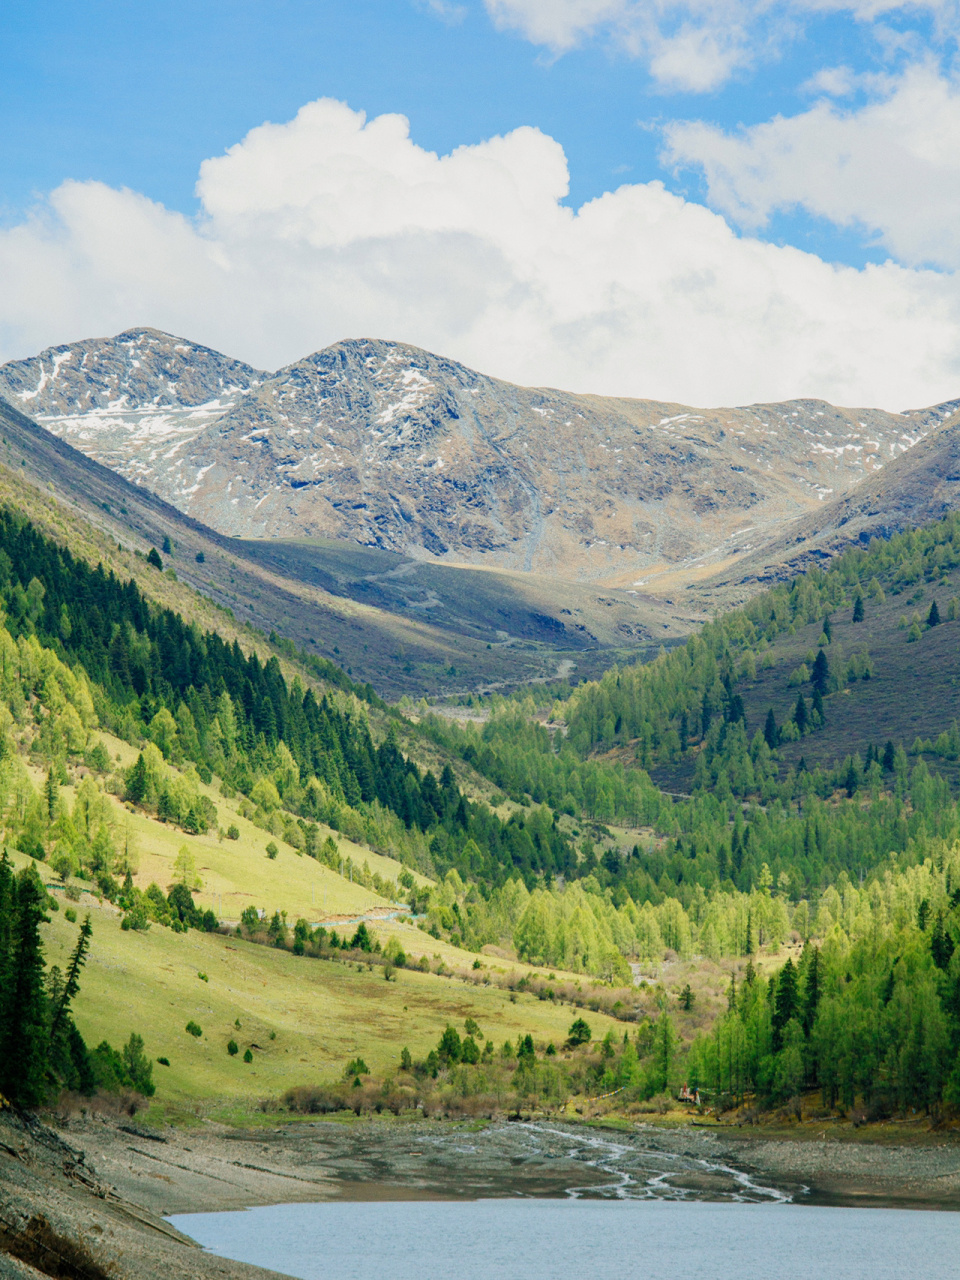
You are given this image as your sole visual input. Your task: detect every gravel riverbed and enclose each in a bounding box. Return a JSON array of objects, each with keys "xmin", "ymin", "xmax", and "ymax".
[{"xmin": 4, "ymin": 1109, "xmax": 960, "ymax": 1278}]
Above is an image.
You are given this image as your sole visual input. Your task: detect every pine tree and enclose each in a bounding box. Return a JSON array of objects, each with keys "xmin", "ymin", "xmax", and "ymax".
[
  {"xmin": 772, "ymin": 957, "xmax": 798, "ymax": 1051},
  {"xmin": 700, "ymin": 690, "xmax": 712, "ymax": 739},
  {"xmin": 801, "ymin": 946, "xmax": 820, "ymax": 1035},
  {"xmin": 811, "ymin": 648, "xmax": 830, "ymax": 696},
  {"xmin": 932, "ymin": 913, "xmax": 955, "ymax": 970},
  {"xmin": 845, "ymin": 758, "xmax": 859, "ymax": 798},
  {"xmin": 49, "ymin": 914, "xmax": 92, "ymax": 1041},
  {"xmin": 0, "ymin": 866, "xmax": 51, "ymax": 1107},
  {"xmin": 793, "ymin": 693, "xmax": 808, "ymax": 735},
  {"xmin": 125, "ymin": 753, "xmax": 149, "ymax": 806}
]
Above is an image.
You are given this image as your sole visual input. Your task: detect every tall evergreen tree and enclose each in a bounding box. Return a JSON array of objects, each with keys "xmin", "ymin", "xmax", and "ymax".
[
  {"xmin": 793, "ymin": 693, "xmax": 808, "ymax": 735},
  {"xmin": 0, "ymin": 866, "xmax": 51, "ymax": 1107},
  {"xmin": 772, "ymin": 957, "xmax": 798, "ymax": 1051},
  {"xmin": 49, "ymin": 915, "xmax": 92, "ymax": 1041},
  {"xmin": 801, "ymin": 946, "xmax": 821, "ymax": 1035},
  {"xmin": 811, "ymin": 648, "xmax": 830, "ymax": 696}
]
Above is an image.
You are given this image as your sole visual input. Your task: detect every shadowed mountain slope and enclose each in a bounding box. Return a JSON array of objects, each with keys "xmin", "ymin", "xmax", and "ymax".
[
  {"xmin": 0, "ymin": 391, "xmax": 683, "ymax": 695},
  {"xmin": 3, "ymin": 329, "xmax": 950, "ymax": 582}
]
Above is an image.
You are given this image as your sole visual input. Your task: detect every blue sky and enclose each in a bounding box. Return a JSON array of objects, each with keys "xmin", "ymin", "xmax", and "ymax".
[
  {"xmin": 2, "ymin": 0, "xmax": 960, "ymax": 407},
  {"xmin": 0, "ymin": 0, "xmax": 925, "ymax": 261}
]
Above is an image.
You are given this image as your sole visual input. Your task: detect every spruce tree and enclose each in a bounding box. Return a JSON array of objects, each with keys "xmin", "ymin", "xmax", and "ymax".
[
  {"xmin": 928, "ymin": 600, "xmax": 941, "ymax": 627},
  {"xmin": 0, "ymin": 866, "xmax": 50, "ymax": 1108},
  {"xmin": 772, "ymin": 957, "xmax": 798, "ymax": 1051},
  {"xmin": 125, "ymin": 753, "xmax": 149, "ymax": 806},
  {"xmin": 801, "ymin": 946, "xmax": 820, "ymax": 1035},
  {"xmin": 932, "ymin": 914, "xmax": 955, "ymax": 970},
  {"xmin": 50, "ymin": 914, "xmax": 92, "ymax": 1041},
  {"xmin": 852, "ymin": 594, "xmax": 864, "ymax": 623},
  {"xmin": 763, "ymin": 708, "xmax": 779, "ymax": 750},
  {"xmin": 811, "ymin": 648, "xmax": 830, "ymax": 696},
  {"xmin": 793, "ymin": 693, "xmax": 808, "ymax": 735}
]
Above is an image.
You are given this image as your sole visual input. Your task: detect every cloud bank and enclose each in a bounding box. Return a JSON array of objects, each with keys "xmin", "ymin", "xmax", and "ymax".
[
  {"xmin": 2, "ymin": 97, "xmax": 960, "ymax": 409},
  {"xmin": 664, "ymin": 62, "xmax": 960, "ymax": 269}
]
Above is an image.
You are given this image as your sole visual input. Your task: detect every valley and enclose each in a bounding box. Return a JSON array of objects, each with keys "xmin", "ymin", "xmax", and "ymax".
[{"xmin": 5, "ymin": 328, "xmax": 960, "ymax": 1277}]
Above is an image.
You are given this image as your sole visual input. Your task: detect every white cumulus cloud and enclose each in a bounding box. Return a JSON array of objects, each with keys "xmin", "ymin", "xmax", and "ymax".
[
  {"xmin": 2, "ymin": 97, "xmax": 960, "ymax": 409},
  {"xmin": 663, "ymin": 62, "xmax": 960, "ymax": 268}
]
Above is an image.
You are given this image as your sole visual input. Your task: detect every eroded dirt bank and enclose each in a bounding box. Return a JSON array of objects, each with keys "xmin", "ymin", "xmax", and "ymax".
[
  {"xmin": 0, "ymin": 1107, "xmax": 287, "ymax": 1280},
  {"xmin": 6, "ymin": 1109, "xmax": 960, "ymax": 1279}
]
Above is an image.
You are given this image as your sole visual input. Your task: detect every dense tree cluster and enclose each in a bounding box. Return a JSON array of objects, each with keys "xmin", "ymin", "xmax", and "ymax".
[
  {"xmin": 0, "ymin": 851, "xmax": 150, "ymax": 1107},
  {"xmin": 0, "ymin": 508, "xmax": 580, "ymax": 889}
]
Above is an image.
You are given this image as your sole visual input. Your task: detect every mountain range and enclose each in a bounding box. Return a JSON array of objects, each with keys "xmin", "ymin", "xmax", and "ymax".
[
  {"xmin": 4, "ymin": 326, "xmax": 960, "ymax": 691},
  {"xmin": 5, "ymin": 327, "xmax": 959, "ymax": 587}
]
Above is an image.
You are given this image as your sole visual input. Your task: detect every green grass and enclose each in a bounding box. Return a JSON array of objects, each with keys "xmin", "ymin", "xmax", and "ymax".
[{"xmin": 36, "ymin": 882, "xmax": 621, "ymax": 1114}]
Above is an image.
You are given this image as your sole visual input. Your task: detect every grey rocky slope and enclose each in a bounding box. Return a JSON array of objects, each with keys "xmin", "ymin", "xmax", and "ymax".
[
  {"xmin": 3, "ymin": 329, "xmax": 952, "ymax": 583},
  {"xmin": 0, "ymin": 328, "xmax": 267, "ymax": 500},
  {"xmin": 691, "ymin": 405, "xmax": 960, "ymax": 609}
]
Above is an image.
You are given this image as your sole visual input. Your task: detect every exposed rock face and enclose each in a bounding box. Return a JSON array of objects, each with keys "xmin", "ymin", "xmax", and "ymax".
[
  {"xmin": 2, "ymin": 330, "xmax": 952, "ymax": 581},
  {"xmin": 0, "ymin": 328, "xmax": 267, "ymax": 500},
  {"xmin": 702, "ymin": 406, "xmax": 960, "ymax": 602}
]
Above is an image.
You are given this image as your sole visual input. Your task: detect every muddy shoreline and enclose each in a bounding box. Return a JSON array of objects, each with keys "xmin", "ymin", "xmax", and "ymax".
[{"xmin": 5, "ymin": 1110, "xmax": 960, "ymax": 1278}]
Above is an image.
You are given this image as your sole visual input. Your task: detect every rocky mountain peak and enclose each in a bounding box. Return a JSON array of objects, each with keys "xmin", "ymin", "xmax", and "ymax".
[
  {"xmin": 0, "ymin": 327, "xmax": 266, "ymax": 415},
  {"xmin": 3, "ymin": 328, "xmax": 960, "ymax": 583}
]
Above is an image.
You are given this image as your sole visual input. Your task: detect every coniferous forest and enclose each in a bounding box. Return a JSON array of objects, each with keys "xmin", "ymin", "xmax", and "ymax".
[{"xmin": 6, "ymin": 503, "xmax": 960, "ymax": 1116}]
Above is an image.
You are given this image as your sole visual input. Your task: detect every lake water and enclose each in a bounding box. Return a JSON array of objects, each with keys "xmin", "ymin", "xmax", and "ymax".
[{"xmin": 170, "ymin": 1199, "xmax": 960, "ymax": 1280}]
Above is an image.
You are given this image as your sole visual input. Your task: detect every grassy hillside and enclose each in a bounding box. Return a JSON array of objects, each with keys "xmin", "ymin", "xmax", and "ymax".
[{"xmin": 32, "ymin": 868, "xmax": 623, "ymax": 1114}]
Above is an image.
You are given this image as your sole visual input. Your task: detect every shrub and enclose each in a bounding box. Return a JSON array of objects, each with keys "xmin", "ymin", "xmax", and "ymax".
[
  {"xmin": 226, "ymin": 824, "xmax": 240, "ymax": 840},
  {"xmin": 64, "ymin": 907, "xmax": 77, "ymax": 923},
  {"xmin": 283, "ymin": 1086, "xmax": 346, "ymax": 1114},
  {"xmin": 185, "ymin": 1020, "xmax": 202, "ymax": 1038},
  {"xmin": 266, "ymin": 841, "xmax": 279, "ymax": 859},
  {"xmin": 123, "ymin": 1033, "xmax": 156, "ymax": 1096},
  {"xmin": 567, "ymin": 1017, "xmax": 592, "ymax": 1046}
]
